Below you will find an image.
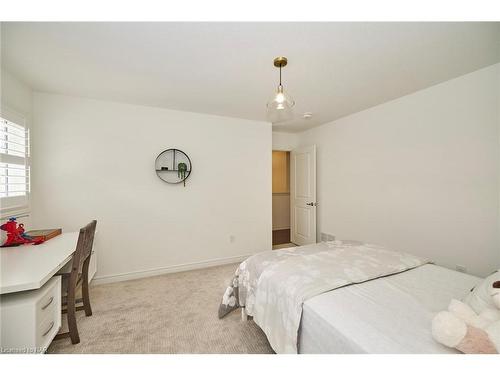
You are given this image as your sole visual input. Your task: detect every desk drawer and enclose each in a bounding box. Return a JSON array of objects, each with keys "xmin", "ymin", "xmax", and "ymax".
[
  {"xmin": 35, "ymin": 277, "xmax": 62, "ymax": 348},
  {"xmin": 36, "ymin": 317, "xmax": 58, "ymax": 347},
  {"xmin": 1, "ymin": 276, "xmax": 62, "ymax": 353},
  {"xmin": 35, "ymin": 277, "xmax": 61, "ymax": 324}
]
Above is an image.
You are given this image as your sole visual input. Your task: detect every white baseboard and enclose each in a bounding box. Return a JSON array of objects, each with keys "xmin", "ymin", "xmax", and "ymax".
[{"xmin": 91, "ymin": 253, "xmax": 250, "ymax": 286}]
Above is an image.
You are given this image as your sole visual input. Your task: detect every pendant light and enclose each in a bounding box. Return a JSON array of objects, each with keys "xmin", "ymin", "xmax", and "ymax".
[{"xmin": 267, "ymin": 56, "xmax": 295, "ymax": 123}]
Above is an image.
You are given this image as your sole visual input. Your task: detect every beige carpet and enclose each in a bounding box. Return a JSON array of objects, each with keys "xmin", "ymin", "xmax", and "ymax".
[{"xmin": 48, "ymin": 263, "xmax": 274, "ymax": 354}]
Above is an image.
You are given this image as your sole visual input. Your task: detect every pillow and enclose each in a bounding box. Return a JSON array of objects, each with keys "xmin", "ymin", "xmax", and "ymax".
[{"xmin": 463, "ymin": 270, "xmax": 500, "ymax": 313}]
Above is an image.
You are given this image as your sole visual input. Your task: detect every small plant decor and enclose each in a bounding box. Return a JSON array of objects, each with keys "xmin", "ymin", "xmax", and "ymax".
[{"xmin": 178, "ymin": 162, "xmax": 188, "ymax": 186}]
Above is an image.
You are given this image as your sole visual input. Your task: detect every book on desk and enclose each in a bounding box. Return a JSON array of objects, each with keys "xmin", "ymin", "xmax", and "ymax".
[{"xmin": 25, "ymin": 228, "xmax": 62, "ymax": 242}]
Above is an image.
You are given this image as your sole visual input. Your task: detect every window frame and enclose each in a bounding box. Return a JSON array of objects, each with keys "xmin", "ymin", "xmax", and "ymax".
[{"xmin": 0, "ymin": 106, "xmax": 30, "ymax": 218}]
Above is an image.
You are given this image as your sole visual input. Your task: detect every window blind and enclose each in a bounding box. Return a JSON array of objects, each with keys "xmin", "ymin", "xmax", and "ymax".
[{"xmin": 0, "ymin": 114, "xmax": 30, "ymax": 214}]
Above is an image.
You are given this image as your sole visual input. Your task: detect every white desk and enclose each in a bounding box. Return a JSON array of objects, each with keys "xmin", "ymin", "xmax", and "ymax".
[
  {"xmin": 1, "ymin": 231, "xmax": 97, "ymax": 352},
  {"xmin": 1, "ymin": 232, "xmax": 79, "ymax": 294}
]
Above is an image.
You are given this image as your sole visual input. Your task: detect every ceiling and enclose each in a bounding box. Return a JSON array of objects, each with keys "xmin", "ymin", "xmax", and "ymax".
[{"xmin": 2, "ymin": 22, "xmax": 500, "ymax": 132}]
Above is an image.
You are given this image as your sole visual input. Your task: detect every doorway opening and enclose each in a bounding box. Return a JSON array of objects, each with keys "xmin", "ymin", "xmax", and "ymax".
[{"xmin": 272, "ymin": 150, "xmax": 294, "ymax": 249}]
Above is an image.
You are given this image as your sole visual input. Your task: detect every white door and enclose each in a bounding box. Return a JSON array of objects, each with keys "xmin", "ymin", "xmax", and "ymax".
[{"xmin": 290, "ymin": 145, "xmax": 317, "ymax": 245}]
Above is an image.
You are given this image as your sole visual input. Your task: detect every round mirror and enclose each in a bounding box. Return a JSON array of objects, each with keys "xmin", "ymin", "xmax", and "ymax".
[{"xmin": 155, "ymin": 149, "xmax": 192, "ymax": 186}]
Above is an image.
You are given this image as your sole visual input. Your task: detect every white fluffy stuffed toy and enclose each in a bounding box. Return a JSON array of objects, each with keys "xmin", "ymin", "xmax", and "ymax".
[{"xmin": 432, "ymin": 280, "xmax": 500, "ymax": 354}]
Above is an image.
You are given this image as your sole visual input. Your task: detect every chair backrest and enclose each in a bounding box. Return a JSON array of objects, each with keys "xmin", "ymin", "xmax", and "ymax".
[{"xmin": 71, "ymin": 220, "xmax": 97, "ymax": 275}]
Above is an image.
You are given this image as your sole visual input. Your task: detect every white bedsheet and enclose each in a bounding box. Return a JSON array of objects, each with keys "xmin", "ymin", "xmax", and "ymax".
[{"xmin": 298, "ymin": 264, "xmax": 481, "ymax": 353}]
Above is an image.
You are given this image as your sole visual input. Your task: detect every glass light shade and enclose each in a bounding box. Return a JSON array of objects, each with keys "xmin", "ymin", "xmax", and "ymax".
[{"xmin": 266, "ymin": 85, "xmax": 295, "ymax": 123}]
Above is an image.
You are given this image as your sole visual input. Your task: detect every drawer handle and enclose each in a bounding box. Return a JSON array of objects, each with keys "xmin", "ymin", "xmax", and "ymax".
[
  {"xmin": 41, "ymin": 296, "xmax": 54, "ymax": 310},
  {"xmin": 42, "ymin": 321, "xmax": 55, "ymax": 337}
]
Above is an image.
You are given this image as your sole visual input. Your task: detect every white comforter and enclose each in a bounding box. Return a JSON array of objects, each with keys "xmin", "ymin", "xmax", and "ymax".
[
  {"xmin": 299, "ymin": 264, "xmax": 480, "ymax": 353},
  {"xmin": 220, "ymin": 241, "xmax": 428, "ymax": 353}
]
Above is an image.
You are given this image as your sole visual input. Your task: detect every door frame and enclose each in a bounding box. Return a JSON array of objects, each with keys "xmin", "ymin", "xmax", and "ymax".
[
  {"xmin": 271, "ymin": 145, "xmax": 317, "ymax": 246},
  {"xmin": 271, "ymin": 149, "xmax": 292, "ymax": 247}
]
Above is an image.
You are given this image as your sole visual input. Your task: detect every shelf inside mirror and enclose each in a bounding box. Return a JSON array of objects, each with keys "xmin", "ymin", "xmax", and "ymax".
[{"xmin": 156, "ymin": 169, "xmax": 191, "ymax": 172}]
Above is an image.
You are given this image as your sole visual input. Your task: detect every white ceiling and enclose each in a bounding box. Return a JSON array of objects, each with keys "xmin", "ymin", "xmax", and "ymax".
[{"xmin": 2, "ymin": 22, "xmax": 500, "ymax": 132}]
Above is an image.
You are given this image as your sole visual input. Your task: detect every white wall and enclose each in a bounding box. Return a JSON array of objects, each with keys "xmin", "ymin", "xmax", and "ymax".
[
  {"xmin": 32, "ymin": 93, "xmax": 272, "ymax": 281},
  {"xmin": 272, "ymin": 131, "xmax": 299, "ymax": 151},
  {"xmin": 298, "ymin": 64, "xmax": 500, "ymax": 277},
  {"xmin": 1, "ymin": 69, "xmax": 33, "ymax": 118},
  {"xmin": 272, "ymin": 194, "xmax": 290, "ymax": 230}
]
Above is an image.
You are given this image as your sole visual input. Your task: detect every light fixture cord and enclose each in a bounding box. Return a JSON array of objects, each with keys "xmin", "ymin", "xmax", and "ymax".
[{"xmin": 279, "ymin": 66, "xmax": 282, "ymax": 86}]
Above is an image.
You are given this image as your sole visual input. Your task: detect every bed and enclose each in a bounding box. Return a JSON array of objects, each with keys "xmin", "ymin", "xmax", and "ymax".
[
  {"xmin": 218, "ymin": 241, "xmax": 482, "ymax": 354},
  {"xmin": 299, "ymin": 263, "xmax": 480, "ymax": 353}
]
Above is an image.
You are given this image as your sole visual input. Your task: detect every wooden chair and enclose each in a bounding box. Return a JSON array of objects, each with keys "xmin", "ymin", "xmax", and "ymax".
[{"xmin": 54, "ymin": 220, "xmax": 97, "ymax": 344}]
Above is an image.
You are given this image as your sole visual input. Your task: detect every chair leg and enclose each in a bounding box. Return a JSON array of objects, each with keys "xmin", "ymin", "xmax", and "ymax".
[
  {"xmin": 81, "ymin": 256, "xmax": 93, "ymax": 317},
  {"xmin": 66, "ymin": 287, "xmax": 80, "ymax": 344},
  {"xmin": 81, "ymin": 271, "xmax": 93, "ymax": 317}
]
